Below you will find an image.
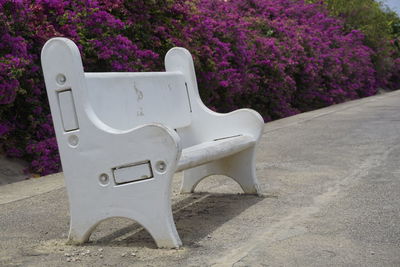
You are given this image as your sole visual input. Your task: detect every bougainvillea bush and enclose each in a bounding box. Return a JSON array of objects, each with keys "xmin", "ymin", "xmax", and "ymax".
[
  {"xmin": 308, "ymin": 0, "xmax": 400, "ymax": 90},
  {"xmin": 0, "ymin": 0, "xmax": 383, "ymax": 175}
]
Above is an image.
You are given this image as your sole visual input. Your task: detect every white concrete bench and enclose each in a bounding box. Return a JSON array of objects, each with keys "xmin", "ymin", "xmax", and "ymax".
[{"xmin": 41, "ymin": 38, "xmax": 264, "ymax": 248}]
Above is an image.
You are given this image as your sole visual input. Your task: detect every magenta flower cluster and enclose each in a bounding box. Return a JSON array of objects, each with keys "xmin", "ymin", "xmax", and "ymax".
[{"xmin": 0, "ymin": 0, "xmax": 395, "ymax": 175}]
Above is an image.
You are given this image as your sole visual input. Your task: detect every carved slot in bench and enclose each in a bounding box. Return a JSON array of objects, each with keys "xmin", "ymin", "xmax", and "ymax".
[{"xmin": 112, "ymin": 161, "xmax": 153, "ymax": 185}]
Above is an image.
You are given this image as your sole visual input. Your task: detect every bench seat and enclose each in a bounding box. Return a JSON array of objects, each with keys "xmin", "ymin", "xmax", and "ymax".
[{"xmin": 177, "ymin": 135, "xmax": 255, "ymax": 172}]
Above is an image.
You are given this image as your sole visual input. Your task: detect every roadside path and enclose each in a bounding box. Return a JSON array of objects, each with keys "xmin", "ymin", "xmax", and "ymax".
[{"xmin": 1, "ymin": 91, "xmax": 399, "ymax": 266}]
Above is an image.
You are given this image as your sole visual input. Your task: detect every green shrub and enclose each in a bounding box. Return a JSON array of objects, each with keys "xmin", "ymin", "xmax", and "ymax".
[{"xmin": 309, "ymin": 0, "xmax": 400, "ymax": 89}]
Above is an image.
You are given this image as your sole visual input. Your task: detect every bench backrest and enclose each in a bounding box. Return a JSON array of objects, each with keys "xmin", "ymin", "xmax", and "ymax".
[
  {"xmin": 85, "ymin": 72, "xmax": 191, "ymax": 130},
  {"xmin": 41, "ymin": 38, "xmax": 192, "ymax": 133}
]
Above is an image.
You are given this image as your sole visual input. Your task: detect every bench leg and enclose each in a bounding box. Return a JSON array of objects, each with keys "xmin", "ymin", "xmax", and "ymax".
[
  {"xmin": 180, "ymin": 165, "xmax": 209, "ymax": 193},
  {"xmin": 66, "ymin": 172, "xmax": 182, "ymax": 248},
  {"xmin": 223, "ymin": 146, "xmax": 261, "ymax": 195},
  {"xmin": 181, "ymin": 146, "xmax": 261, "ymax": 195},
  {"xmin": 141, "ymin": 208, "xmax": 182, "ymax": 248},
  {"xmin": 131, "ymin": 181, "xmax": 182, "ymax": 248},
  {"xmin": 67, "ymin": 217, "xmax": 98, "ymax": 245},
  {"xmin": 67, "ymin": 209, "xmax": 181, "ymax": 248}
]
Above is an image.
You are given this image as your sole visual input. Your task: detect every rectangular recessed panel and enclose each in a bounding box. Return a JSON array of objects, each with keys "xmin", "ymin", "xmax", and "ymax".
[
  {"xmin": 58, "ymin": 90, "xmax": 79, "ymax": 132},
  {"xmin": 113, "ymin": 161, "xmax": 153, "ymax": 185}
]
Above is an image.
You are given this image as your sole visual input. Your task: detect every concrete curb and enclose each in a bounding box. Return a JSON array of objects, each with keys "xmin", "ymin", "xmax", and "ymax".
[{"xmin": 0, "ymin": 173, "xmax": 64, "ymax": 205}]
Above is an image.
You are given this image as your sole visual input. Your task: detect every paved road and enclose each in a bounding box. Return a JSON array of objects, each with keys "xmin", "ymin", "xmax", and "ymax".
[{"xmin": 1, "ymin": 91, "xmax": 399, "ymax": 266}]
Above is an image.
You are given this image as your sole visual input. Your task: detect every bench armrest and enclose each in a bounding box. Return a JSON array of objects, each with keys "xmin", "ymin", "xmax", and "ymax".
[
  {"xmin": 59, "ymin": 123, "xmax": 182, "ymax": 188},
  {"xmin": 192, "ymin": 105, "xmax": 264, "ymax": 142},
  {"xmin": 165, "ymin": 47, "xmax": 264, "ymax": 145}
]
